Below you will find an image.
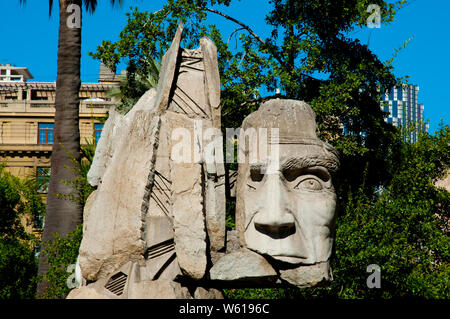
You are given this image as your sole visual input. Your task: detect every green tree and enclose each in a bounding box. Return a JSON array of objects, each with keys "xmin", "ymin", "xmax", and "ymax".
[
  {"xmin": 91, "ymin": 0, "xmax": 406, "ymax": 194},
  {"xmin": 306, "ymin": 125, "xmax": 450, "ymax": 298},
  {"xmin": 88, "ymin": 1, "xmax": 450, "ymax": 299},
  {"xmin": 0, "ymin": 164, "xmax": 45, "ymax": 299},
  {"xmin": 19, "ymin": 0, "xmax": 125, "ymax": 296},
  {"xmin": 0, "ymin": 238, "xmax": 38, "ymax": 299}
]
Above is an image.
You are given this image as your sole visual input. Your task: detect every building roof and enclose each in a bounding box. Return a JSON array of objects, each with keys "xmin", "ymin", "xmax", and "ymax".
[
  {"xmin": 0, "ymin": 81, "xmax": 117, "ymax": 91},
  {"xmin": 0, "ymin": 64, "xmax": 33, "ymax": 80}
]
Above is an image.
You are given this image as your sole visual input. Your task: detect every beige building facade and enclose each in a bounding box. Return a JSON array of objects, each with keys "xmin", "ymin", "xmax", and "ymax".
[{"xmin": 0, "ymin": 63, "xmax": 118, "ymax": 191}]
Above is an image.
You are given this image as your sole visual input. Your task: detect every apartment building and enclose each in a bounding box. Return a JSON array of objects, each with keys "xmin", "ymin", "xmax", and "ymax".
[{"xmin": 381, "ymin": 84, "xmax": 428, "ymax": 143}]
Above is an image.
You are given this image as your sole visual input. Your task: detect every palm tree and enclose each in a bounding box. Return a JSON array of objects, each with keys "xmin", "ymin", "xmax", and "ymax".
[
  {"xmin": 107, "ymin": 57, "xmax": 160, "ymax": 114},
  {"xmin": 20, "ymin": 0, "xmax": 123, "ymax": 296}
]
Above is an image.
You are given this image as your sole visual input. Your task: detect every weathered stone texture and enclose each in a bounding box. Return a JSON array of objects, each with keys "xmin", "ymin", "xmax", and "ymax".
[
  {"xmin": 210, "ymin": 248, "xmax": 277, "ymax": 282},
  {"xmin": 279, "ymin": 262, "xmax": 332, "ymax": 288}
]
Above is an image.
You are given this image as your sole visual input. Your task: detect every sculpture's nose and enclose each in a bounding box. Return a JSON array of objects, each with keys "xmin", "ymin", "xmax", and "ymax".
[{"xmin": 254, "ymin": 173, "xmax": 295, "ymax": 238}]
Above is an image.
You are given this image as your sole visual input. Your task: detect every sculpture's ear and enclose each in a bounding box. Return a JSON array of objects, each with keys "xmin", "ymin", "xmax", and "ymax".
[{"xmin": 322, "ymin": 141, "xmax": 340, "ymax": 176}]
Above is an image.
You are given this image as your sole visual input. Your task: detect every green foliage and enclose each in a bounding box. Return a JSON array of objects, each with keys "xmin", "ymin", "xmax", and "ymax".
[
  {"xmin": 299, "ymin": 126, "xmax": 449, "ymax": 299},
  {"xmin": 38, "ymin": 225, "xmax": 83, "ymax": 299},
  {"xmin": 225, "ymin": 198, "xmax": 235, "ymax": 229},
  {"xmin": 0, "ymin": 164, "xmax": 44, "ymax": 299},
  {"xmin": 0, "ymin": 164, "xmax": 45, "ymax": 238},
  {"xmin": 106, "ymin": 57, "xmax": 160, "ymax": 114},
  {"xmin": 0, "ymin": 237, "xmax": 37, "ymax": 299},
  {"xmin": 224, "ymin": 288, "xmax": 291, "ymax": 299},
  {"xmin": 56, "ymin": 141, "xmax": 96, "ymax": 207},
  {"xmin": 90, "ymin": 0, "xmax": 406, "ymax": 195},
  {"xmin": 37, "ymin": 142, "xmax": 96, "ymax": 299}
]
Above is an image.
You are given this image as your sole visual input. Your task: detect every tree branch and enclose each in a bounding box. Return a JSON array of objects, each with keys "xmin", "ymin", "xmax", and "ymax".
[
  {"xmin": 204, "ymin": 8, "xmax": 266, "ymax": 46},
  {"xmin": 204, "ymin": 7, "xmax": 320, "ymax": 83},
  {"xmin": 227, "ymin": 27, "xmax": 245, "ymax": 48}
]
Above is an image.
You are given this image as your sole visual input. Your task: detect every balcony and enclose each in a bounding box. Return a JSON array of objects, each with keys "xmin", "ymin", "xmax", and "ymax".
[
  {"xmin": 0, "ymin": 143, "xmax": 53, "ymax": 157},
  {"xmin": 0, "ymin": 75, "xmax": 24, "ymax": 82},
  {"xmin": 0, "ymin": 99, "xmax": 115, "ymax": 115}
]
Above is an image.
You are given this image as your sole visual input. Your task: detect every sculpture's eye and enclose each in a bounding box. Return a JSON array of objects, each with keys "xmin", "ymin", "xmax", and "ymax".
[
  {"xmin": 247, "ymin": 168, "xmax": 264, "ymax": 191},
  {"xmin": 283, "ymin": 168, "xmax": 302, "ymax": 182},
  {"xmin": 295, "ymin": 178, "xmax": 323, "ymax": 191}
]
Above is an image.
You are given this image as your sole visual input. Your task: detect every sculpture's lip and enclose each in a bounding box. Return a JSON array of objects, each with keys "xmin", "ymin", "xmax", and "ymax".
[
  {"xmin": 272, "ymin": 254, "xmax": 307, "ymax": 259},
  {"xmin": 271, "ymin": 255, "xmax": 309, "ymax": 263},
  {"xmin": 246, "ymin": 246, "xmax": 308, "ymax": 261}
]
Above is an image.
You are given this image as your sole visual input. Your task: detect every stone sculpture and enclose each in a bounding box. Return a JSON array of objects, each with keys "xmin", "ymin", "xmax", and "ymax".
[
  {"xmin": 69, "ymin": 24, "xmax": 225, "ymax": 298},
  {"xmin": 68, "ymin": 24, "xmax": 339, "ymax": 299},
  {"xmin": 209, "ymin": 99, "xmax": 340, "ymax": 288}
]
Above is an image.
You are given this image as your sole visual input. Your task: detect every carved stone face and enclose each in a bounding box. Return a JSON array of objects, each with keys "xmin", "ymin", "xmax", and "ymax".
[
  {"xmin": 243, "ymin": 144, "xmax": 337, "ymax": 264},
  {"xmin": 236, "ymin": 99, "xmax": 339, "ymax": 266}
]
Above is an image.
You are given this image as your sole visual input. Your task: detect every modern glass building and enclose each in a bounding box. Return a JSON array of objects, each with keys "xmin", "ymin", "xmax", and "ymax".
[{"xmin": 381, "ymin": 84, "xmax": 427, "ymax": 143}]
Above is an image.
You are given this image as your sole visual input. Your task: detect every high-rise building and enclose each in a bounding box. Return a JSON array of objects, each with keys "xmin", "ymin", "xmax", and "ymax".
[{"xmin": 381, "ymin": 84, "xmax": 427, "ymax": 143}]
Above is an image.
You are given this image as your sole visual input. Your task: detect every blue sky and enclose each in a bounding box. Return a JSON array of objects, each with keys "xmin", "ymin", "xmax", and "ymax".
[{"xmin": 1, "ymin": 0, "xmax": 448, "ymax": 133}]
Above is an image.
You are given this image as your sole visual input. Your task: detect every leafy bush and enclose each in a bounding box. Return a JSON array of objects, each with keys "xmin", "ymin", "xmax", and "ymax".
[
  {"xmin": 0, "ymin": 238, "xmax": 37, "ymax": 299},
  {"xmin": 0, "ymin": 164, "xmax": 44, "ymax": 299},
  {"xmin": 38, "ymin": 225, "xmax": 83, "ymax": 299}
]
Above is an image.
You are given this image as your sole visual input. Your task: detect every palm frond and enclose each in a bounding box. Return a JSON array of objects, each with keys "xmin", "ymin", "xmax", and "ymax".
[
  {"xmin": 48, "ymin": 0, "xmax": 53, "ymax": 17},
  {"xmin": 84, "ymin": 0, "xmax": 98, "ymax": 14},
  {"xmin": 20, "ymin": 0, "xmax": 123, "ymax": 17}
]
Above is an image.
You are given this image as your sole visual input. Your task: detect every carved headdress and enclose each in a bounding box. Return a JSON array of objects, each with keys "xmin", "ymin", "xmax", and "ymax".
[{"xmin": 240, "ymin": 98, "xmax": 340, "ymax": 174}]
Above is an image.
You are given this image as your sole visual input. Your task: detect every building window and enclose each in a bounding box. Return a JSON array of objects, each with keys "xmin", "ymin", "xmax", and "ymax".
[
  {"xmin": 38, "ymin": 123, "xmax": 54, "ymax": 144},
  {"xmin": 94, "ymin": 123, "xmax": 104, "ymax": 143},
  {"xmin": 36, "ymin": 167, "xmax": 51, "ymax": 193}
]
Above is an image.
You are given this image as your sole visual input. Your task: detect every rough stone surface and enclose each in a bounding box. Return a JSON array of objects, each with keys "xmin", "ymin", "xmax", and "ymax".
[
  {"xmin": 131, "ymin": 88, "xmax": 157, "ymax": 113},
  {"xmin": 171, "ymin": 161, "xmax": 207, "ymax": 279},
  {"xmin": 200, "ymin": 37, "xmax": 222, "ymax": 128},
  {"xmin": 77, "ymin": 24, "xmax": 227, "ymax": 286},
  {"xmin": 128, "ymin": 280, "xmax": 192, "ymax": 299},
  {"xmin": 436, "ymin": 171, "xmax": 450, "ymax": 192},
  {"xmin": 145, "ymin": 216, "xmax": 174, "ymax": 249},
  {"xmin": 279, "ymin": 262, "xmax": 332, "ymax": 288},
  {"xmin": 210, "ymin": 248, "xmax": 277, "ymax": 282},
  {"xmin": 66, "ymin": 286, "xmax": 112, "ymax": 299},
  {"xmin": 228, "ymin": 169, "xmax": 237, "ymax": 198},
  {"xmin": 68, "ymin": 24, "xmax": 340, "ymax": 298},
  {"xmin": 225, "ymin": 229, "xmax": 241, "ymax": 253},
  {"xmin": 78, "ymin": 110, "xmax": 161, "ymax": 281},
  {"xmin": 194, "ymin": 287, "xmax": 224, "ymax": 299},
  {"xmin": 155, "ymin": 24, "xmax": 184, "ymax": 114},
  {"xmin": 87, "ymin": 108, "xmax": 124, "ymax": 187},
  {"xmin": 81, "ymin": 189, "xmax": 97, "ymax": 235},
  {"xmin": 205, "ymin": 171, "xmax": 226, "ymax": 251}
]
